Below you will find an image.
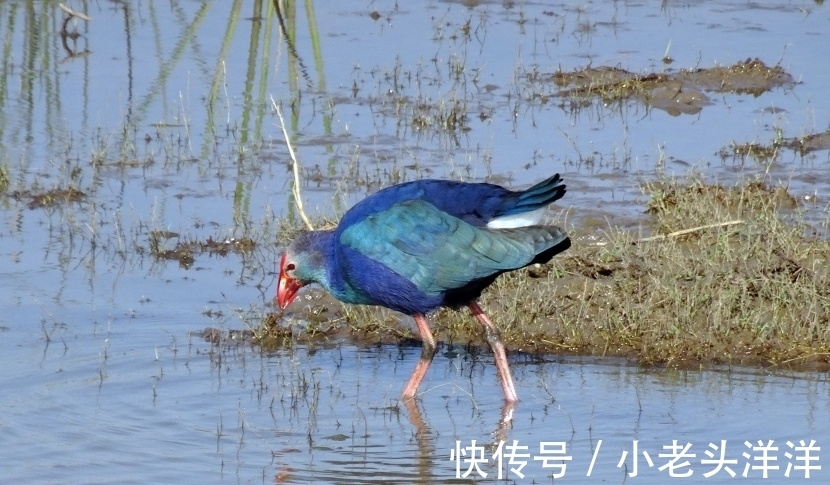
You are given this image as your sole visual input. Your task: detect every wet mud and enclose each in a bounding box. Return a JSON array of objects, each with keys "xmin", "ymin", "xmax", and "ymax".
[
  {"xmin": 149, "ymin": 233, "xmax": 256, "ymax": 268},
  {"xmin": 10, "ymin": 186, "xmax": 86, "ymax": 209},
  {"xmin": 721, "ymin": 128, "xmax": 830, "ymax": 163},
  {"xmin": 548, "ymin": 58, "xmax": 794, "ymax": 116}
]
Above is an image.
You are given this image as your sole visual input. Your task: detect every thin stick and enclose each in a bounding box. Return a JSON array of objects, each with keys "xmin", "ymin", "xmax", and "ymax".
[
  {"xmin": 635, "ymin": 219, "xmax": 744, "ymax": 243},
  {"xmin": 271, "ymin": 97, "xmax": 314, "ymax": 231}
]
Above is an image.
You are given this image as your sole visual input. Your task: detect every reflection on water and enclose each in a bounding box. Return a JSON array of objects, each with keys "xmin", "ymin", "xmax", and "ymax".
[{"xmin": 1, "ymin": 335, "xmax": 826, "ymax": 483}]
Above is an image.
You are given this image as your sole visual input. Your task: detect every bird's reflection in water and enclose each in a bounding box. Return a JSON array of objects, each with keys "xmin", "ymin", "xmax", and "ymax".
[{"xmin": 401, "ymin": 398, "xmax": 518, "ymax": 481}]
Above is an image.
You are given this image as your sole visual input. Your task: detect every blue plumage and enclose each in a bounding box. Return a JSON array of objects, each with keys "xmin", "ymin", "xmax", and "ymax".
[
  {"xmin": 277, "ymin": 173, "xmax": 571, "ymax": 402},
  {"xmin": 337, "ymin": 173, "xmax": 565, "ymax": 229},
  {"xmin": 282, "ymin": 174, "xmax": 569, "ymax": 313}
]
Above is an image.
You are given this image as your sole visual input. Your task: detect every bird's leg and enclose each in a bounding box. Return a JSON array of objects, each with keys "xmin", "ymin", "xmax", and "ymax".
[
  {"xmin": 401, "ymin": 313, "xmax": 437, "ymax": 401},
  {"xmin": 468, "ymin": 301, "xmax": 519, "ymax": 403}
]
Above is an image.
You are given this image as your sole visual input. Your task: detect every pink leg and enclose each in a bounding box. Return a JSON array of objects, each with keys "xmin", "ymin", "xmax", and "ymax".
[
  {"xmin": 468, "ymin": 301, "xmax": 519, "ymax": 403},
  {"xmin": 401, "ymin": 313, "xmax": 437, "ymax": 401}
]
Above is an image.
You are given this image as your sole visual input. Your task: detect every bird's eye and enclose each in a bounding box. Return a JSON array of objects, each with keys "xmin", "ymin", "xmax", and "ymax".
[{"xmin": 285, "ymin": 262, "xmax": 296, "ymax": 274}]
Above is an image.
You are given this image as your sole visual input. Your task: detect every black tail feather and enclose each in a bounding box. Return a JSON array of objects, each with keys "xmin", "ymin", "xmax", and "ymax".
[{"xmin": 496, "ymin": 173, "xmax": 566, "ymax": 218}]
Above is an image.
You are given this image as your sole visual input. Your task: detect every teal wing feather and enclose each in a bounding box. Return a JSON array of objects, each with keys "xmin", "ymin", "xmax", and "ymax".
[{"xmin": 339, "ymin": 199, "xmax": 559, "ymax": 294}]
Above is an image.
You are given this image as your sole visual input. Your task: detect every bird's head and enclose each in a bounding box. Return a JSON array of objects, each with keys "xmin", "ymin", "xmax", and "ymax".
[
  {"xmin": 277, "ymin": 232, "xmax": 329, "ymax": 309},
  {"xmin": 277, "ymin": 252, "xmax": 304, "ymax": 309}
]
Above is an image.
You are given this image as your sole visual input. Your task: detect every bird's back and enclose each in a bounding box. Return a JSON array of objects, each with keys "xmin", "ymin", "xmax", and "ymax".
[
  {"xmin": 325, "ymin": 175, "xmax": 570, "ymax": 315},
  {"xmin": 337, "ymin": 174, "xmax": 566, "ymax": 231}
]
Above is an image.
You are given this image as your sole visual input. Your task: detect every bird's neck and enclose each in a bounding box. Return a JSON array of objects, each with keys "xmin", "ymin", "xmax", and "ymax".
[
  {"xmin": 297, "ymin": 229, "xmax": 375, "ymax": 306},
  {"xmin": 300, "ymin": 229, "xmax": 336, "ymax": 289},
  {"xmin": 304, "ymin": 229, "xmax": 373, "ymax": 305},
  {"xmin": 299, "ymin": 230, "xmax": 354, "ymax": 297}
]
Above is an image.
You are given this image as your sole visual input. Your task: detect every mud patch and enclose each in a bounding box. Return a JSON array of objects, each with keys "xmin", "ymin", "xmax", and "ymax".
[
  {"xmin": 719, "ymin": 142, "xmax": 779, "ymax": 164},
  {"xmin": 546, "ymin": 58, "xmax": 793, "ymax": 116},
  {"xmin": 720, "ymin": 128, "xmax": 830, "ymax": 163},
  {"xmin": 199, "ymin": 327, "xmax": 257, "ymax": 345},
  {"xmin": 785, "ymin": 129, "xmax": 830, "ymax": 155},
  {"xmin": 681, "ymin": 58, "xmax": 795, "ymax": 96},
  {"xmin": 0, "ymin": 164, "xmax": 8, "ymax": 193},
  {"xmin": 10, "ymin": 186, "xmax": 85, "ymax": 209},
  {"xmin": 149, "ymin": 231, "xmax": 256, "ymax": 268}
]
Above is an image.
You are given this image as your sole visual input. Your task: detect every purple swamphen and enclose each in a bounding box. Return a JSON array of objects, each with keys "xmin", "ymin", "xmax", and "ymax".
[{"xmin": 277, "ymin": 174, "xmax": 570, "ymax": 402}]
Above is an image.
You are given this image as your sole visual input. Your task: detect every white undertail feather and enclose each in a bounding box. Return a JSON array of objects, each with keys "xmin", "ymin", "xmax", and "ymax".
[{"xmin": 486, "ymin": 206, "xmax": 547, "ymax": 229}]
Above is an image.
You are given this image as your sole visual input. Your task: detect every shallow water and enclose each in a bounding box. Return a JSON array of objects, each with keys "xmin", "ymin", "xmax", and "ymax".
[
  {"xmin": 3, "ymin": 332, "xmax": 828, "ymax": 483},
  {"xmin": 1, "ymin": 0, "xmax": 829, "ymax": 483}
]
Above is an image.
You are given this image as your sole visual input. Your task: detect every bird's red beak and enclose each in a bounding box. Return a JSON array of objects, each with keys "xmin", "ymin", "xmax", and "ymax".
[{"xmin": 277, "ymin": 253, "xmax": 303, "ymax": 309}]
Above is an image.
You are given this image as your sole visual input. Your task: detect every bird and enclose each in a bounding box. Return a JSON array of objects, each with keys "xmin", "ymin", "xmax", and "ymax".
[{"xmin": 277, "ymin": 173, "xmax": 570, "ymax": 403}]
